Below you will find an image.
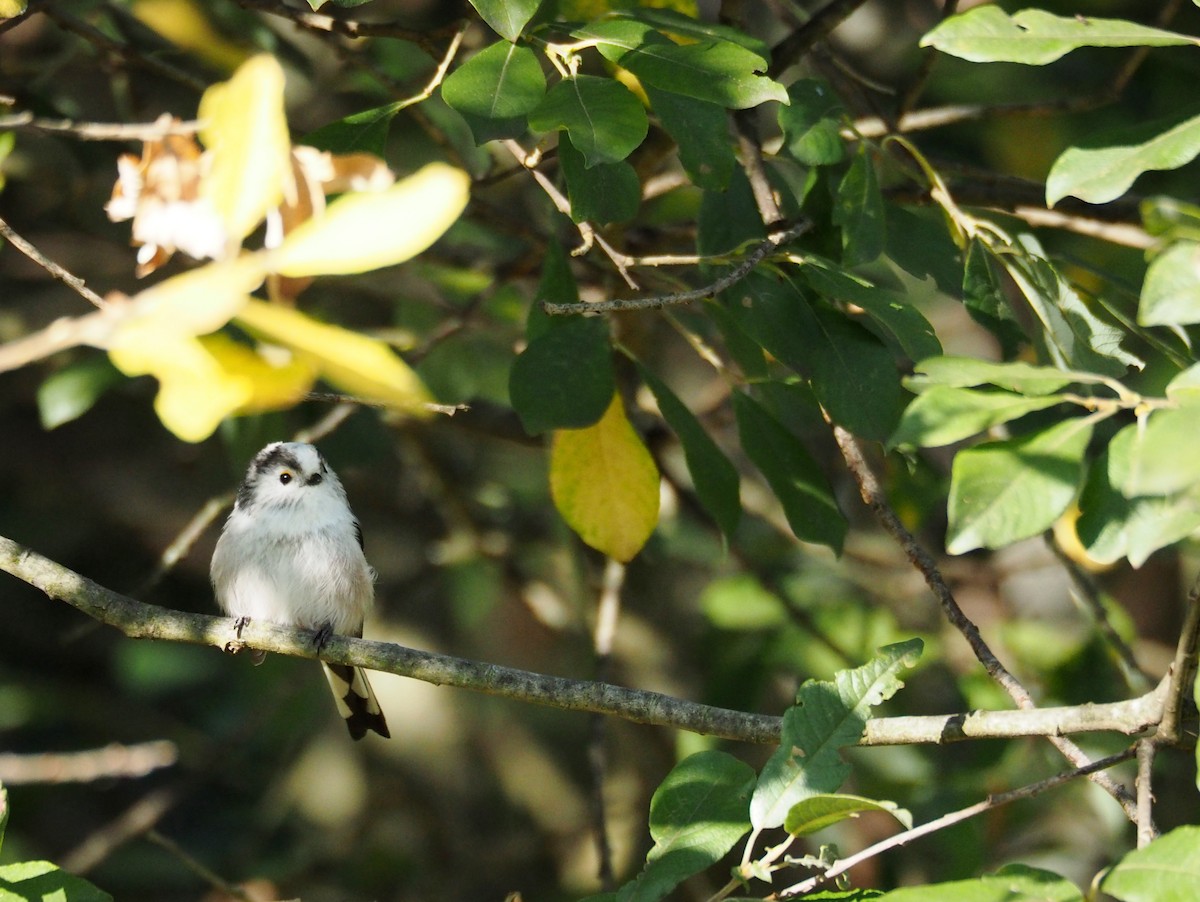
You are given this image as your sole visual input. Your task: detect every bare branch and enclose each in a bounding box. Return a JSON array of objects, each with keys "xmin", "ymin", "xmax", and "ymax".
[
  {"xmin": 0, "ymin": 214, "xmax": 111, "ymax": 309},
  {"xmin": 776, "ymin": 747, "xmax": 1137, "ymax": 898},
  {"xmin": 236, "ymin": 0, "xmax": 460, "ymax": 57},
  {"xmin": 1159, "ymin": 568, "xmax": 1200, "ymax": 744},
  {"xmin": 1136, "ymin": 739, "xmax": 1159, "ymax": 847},
  {"xmin": 0, "ymin": 535, "xmax": 1178, "ymax": 752},
  {"xmin": 0, "ymin": 113, "xmax": 203, "ymax": 141},
  {"xmin": 0, "ymin": 741, "xmax": 178, "ymax": 785}
]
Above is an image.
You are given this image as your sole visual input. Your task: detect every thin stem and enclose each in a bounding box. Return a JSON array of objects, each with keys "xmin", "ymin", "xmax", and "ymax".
[
  {"xmin": 0, "ymin": 214, "xmax": 110, "ymax": 309},
  {"xmin": 1135, "ymin": 739, "xmax": 1159, "ymax": 847},
  {"xmin": 1159, "ymin": 568, "xmax": 1200, "ymax": 744},
  {"xmin": 775, "ymin": 748, "xmax": 1137, "ymax": 898}
]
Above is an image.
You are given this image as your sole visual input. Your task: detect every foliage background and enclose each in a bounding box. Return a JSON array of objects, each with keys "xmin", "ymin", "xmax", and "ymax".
[{"xmin": 2, "ymin": 0, "xmax": 1200, "ymax": 900}]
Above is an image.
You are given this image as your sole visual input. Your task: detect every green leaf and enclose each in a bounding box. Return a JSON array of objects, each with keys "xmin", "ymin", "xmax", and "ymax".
[
  {"xmin": 1139, "ymin": 241, "xmax": 1200, "ymax": 326},
  {"xmin": 733, "ymin": 391, "xmax": 846, "ymax": 552},
  {"xmin": 610, "ymin": 7, "xmax": 770, "ymax": 62},
  {"xmin": 728, "ymin": 271, "xmax": 903, "ymax": 441},
  {"xmin": 558, "ymin": 135, "xmax": 641, "ymax": 224},
  {"xmin": 1101, "ymin": 825, "xmax": 1200, "ymax": 902},
  {"xmin": 963, "ymin": 239, "xmax": 1025, "ymax": 357},
  {"xmin": 617, "ymin": 751, "xmax": 754, "ymax": 902},
  {"xmin": 528, "ymin": 75, "xmax": 648, "ymax": 166},
  {"xmin": 37, "ymin": 356, "xmax": 124, "ymax": 430},
  {"xmin": 779, "ymin": 79, "xmax": 846, "ymax": 166},
  {"xmin": 1107, "ymin": 403, "xmax": 1200, "ymax": 497},
  {"xmin": 1076, "ymin": 449, "xmax": 1200, "ymax": 568},
  {"xmin": 834, "ymin": 149, "xmax": 885, "ymax": 266},
  {"xmin": 646, "ymin": 86, "xmax": 734, "ymax": 191},
  {"xmin": 442, "ymin": 41, "xmax": 547, "ymax": 143},
  {"xmin": 701, "ymin": 574, "xmax": 787, "ymax": 630},
  {"xmin": 1000, "ymin": 233, "xmax": 1141, "ymax": 376},
  {"xmin": 750, "ymin": 640, "xmax": 922, "ymax": 830},
  {"xmin": 906, "ymin": 355, "xmax": 1108, "ymax": 395},
  {"xmin": 798, "ymin": 257, "xmax": 941, "ymax": 362},
  {"xmin": 880, "ymin": 863, "xmax": 1083, "ymax": 902},
  {"xmin": 639, "ymin": 364, "xmax": 741, "ymax": 538},
  {"xmin": 577, "ymin": 20, "xmax": 787, "ymax": 110},
  {"xmin": 1047, "ymin": 112, "xmax": 1200, "ymax": 207},
  {"xmin": 889, "ymin": 386, "xmax": 1065, "ymax": 450},
  {"xmin": 509, "ymin": 316, "xmax": 614, "ymax": 434},
  {"xmin": 302, "ymin": 102, "xmax": 399, "ymax": 156},
  {"xmin": 0, "ymin": 860, "xmax": 114, "ymax": 902},
  {"xmin": 920, "ymin": 6, "xmax": 1196, "ymax": 65},
  {"xmin": 468, "ymin": 0, "xmax": 542, "ymax": 41},
  {"xmin": 946, "ymin": 417, "xmax": 1093, "ymax": 554},
  {"xmin": 784, "ymin": 794, "xmax": 912, "ymax": 838}
]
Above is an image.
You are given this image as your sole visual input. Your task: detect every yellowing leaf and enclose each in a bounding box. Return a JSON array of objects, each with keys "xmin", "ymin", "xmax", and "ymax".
[
  {"xmin": 234, "ymin": 300, "xmax": 431, "ymax": 412},
  {"xmin": 133, "ymin": 0, "xmax": 251, "ymax": 73},
  {"xmin": 200, "ymin": 334, "xmax": 317, "ymax": 413},
  {"xmin": 108, "ymin": 326, "xmax": 252, "ymax": 443},
  {"xmin": 199, "ymin": 55, "xmax": 292, "ymax": 247},
  {"xmin": 550, "ymin": 393, "xmax": 660, "ymax": 562},
  {"xmin": 116, "ymin": 254, "xmax": 268, "ymax": 340},
  {"xmin": 270, "ymin": 163, "xmax": 470, "ymax": 277}
]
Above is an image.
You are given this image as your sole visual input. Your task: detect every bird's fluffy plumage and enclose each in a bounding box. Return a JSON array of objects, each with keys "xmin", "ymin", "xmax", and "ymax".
[{"xmin": 211, "ymin": 441, "xmax": 389, "ymax": 740}]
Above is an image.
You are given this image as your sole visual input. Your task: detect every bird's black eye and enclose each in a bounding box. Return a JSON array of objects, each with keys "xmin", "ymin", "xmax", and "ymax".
[{"xmin": 279, "ymin": 471, "xmax": 293, "ymax": 485}]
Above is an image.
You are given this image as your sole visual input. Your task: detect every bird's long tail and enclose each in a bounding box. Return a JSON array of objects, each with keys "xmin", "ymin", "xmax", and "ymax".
[{"xmin": 322, "ymin": 663, "xmax": 390, "ymax": 740}]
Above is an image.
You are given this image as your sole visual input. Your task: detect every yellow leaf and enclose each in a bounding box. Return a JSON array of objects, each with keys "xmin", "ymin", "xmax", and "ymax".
[
  {"xmin": 116, "ymin": 254, "xmax": 268, "ymax": 340},
  {"xmin": 200, "ymin": 334, "xmax": 317, "ymax": 414},
  {"xmin": 270, "ymin": 163, "xmax": 470, "ymax": 277},
  {"xmin": 199, "ymin": 55, "xmax": 292, "ymax": 247},
  {"xmin": 234, "ymin": 300, "xmax": 431, "ymax": 412},
  {"xmin": 133, "ymin": 0, "xmax": 251, "ymax": 73},
  {"xmin": 108, "ymin": 327, "xmax": 252, "ymax": 443},
  {"xmin": 550, "ymin": 394, "xmax": 660, "ymax": 562}
]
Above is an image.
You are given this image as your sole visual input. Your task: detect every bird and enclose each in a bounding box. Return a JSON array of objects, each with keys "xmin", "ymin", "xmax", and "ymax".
[{"xmin": 210, "ymin": 441, "xmax": 390, "ymax": 740}]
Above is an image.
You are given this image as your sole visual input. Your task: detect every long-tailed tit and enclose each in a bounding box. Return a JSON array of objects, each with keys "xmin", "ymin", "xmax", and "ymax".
[{"xmin": 211, "ymin": 441, "xmax": 389, "ymax": 740}]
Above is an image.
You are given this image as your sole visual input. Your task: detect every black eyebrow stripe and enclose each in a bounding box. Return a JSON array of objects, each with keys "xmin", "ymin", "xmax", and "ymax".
[{"xmin": 254, "ymin": 446, "xmax": 303, "ymax": 475}]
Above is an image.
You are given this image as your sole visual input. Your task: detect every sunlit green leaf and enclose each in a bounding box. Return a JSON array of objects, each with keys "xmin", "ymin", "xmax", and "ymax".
[
  {"xmin": 1107, "ymin": 403, "xmax": 1200, "ymax": 497},
  {"xmin": 784, "ymin": 794, "xmax": 912, "ymax": 838},
  {"xmin": 880, "ymin": 864, "xmax": 1083, "ymax": 901},
  {"xmin": 751, "ymin": 640, "xmax": 922, "ymax": 830},
  {"xmin": 1048, "ymin": 112, "xmax": 1200, "ymax": 207},
  {"xmin": 890, "ymin": 386, "xmax": 1065, "ymax": 450},
  {"xmin": 1139, "ymin": 241, "xmax": 1200, "ymax": 326},
  {"xmin": 528, "ymin": 75, "xmax": 648, "ymax": 166},
  {"xmin": 617, "ymin": 751, "xmax": 754, "ymax": 902},
  {"xmin": 779, "ymin": 79, "xmax": 846, "ymax": 166},
  {"xmin": 906, "ymin": 355, "xmax": 1105, "ymax": 395},
  {"xmin": 947, "ymin": 417, "xmax": 1093, "ymax": 554},
  {"xmin": 1101, "ymin": 826, "xmax": 1200, "ymax": 902},
  {"xmin": 921, "ymin": 6, "xmax": 1195, "ymax": 65},
  {"xmin": 0, "ymin": 860, "xmax": 113, "ymax": 902}
]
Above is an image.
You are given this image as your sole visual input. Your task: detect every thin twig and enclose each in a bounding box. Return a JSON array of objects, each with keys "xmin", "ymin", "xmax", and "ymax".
[
  {"xmin": 144, "ymin": 829, "xmax": 260, "ymax": 902},
  {"xmin": 42, "ymin": 3, "xmax": 207, "ymax": 93},
  {"xmin": 1158, "ymin": 568, "xmax": 1200, "ymax": 744},
  {"xmin": 1045, "ymin": 534, "xmax": 1153, "ymax": 693},
  {"xmin": 0, "ymin": 740, "xmax": 178, "ymax": 785},
  {"xmin": 774, "ymin": 747, "xmax": 1137, "ymax": 898},
  {"xmin": 589, "ymin": 558, "xmax": 626, "ymax": 891},
  {"xmin": 543, "ymin": 221, "xmax": 810, "ymax": 315},
  {"xmin": 768, "ymin": 0, "xmax": 872, "ymax": 78},
  {"xmin": 63, "ymin": 787, "xmax": 179, "ymax": 874},
  {"xmin": 1135, "ymin": 739, "xmax": 1158, "ymax": 848},
  {"xmin": 832, "ymin": 426, "xmax": 1138, "ymax": 819},
  {"xmin": 897, "ymin": 0, "xmax": 959, "ymax": 118},
  {"xmin": 0, "ymin": 214, "xmax": 111, "ymax": 309},
  {"xmin": 0, "ymin": 112, "xmax": 203, "ymax": 141},
  {"xmin": 236, "ymin": 0, "xmax": 459, "ymax": 57}
]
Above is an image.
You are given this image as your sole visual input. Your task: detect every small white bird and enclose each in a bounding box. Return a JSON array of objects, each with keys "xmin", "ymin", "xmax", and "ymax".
[{"xmin": 211, "ymin": 441, "xmax": 389, "ymax": 740}]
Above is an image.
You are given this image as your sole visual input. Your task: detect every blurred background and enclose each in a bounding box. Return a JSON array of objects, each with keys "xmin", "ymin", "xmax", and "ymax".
[{"xmin": 2, "ymin": 1, "xmax": 1199, "ymax": 899}]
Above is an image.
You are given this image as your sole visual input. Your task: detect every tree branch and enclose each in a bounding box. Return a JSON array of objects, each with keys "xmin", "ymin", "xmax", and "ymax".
[{"xmin": 0, "ymin": 534, "xmax": 1175, "ymax": 751}]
